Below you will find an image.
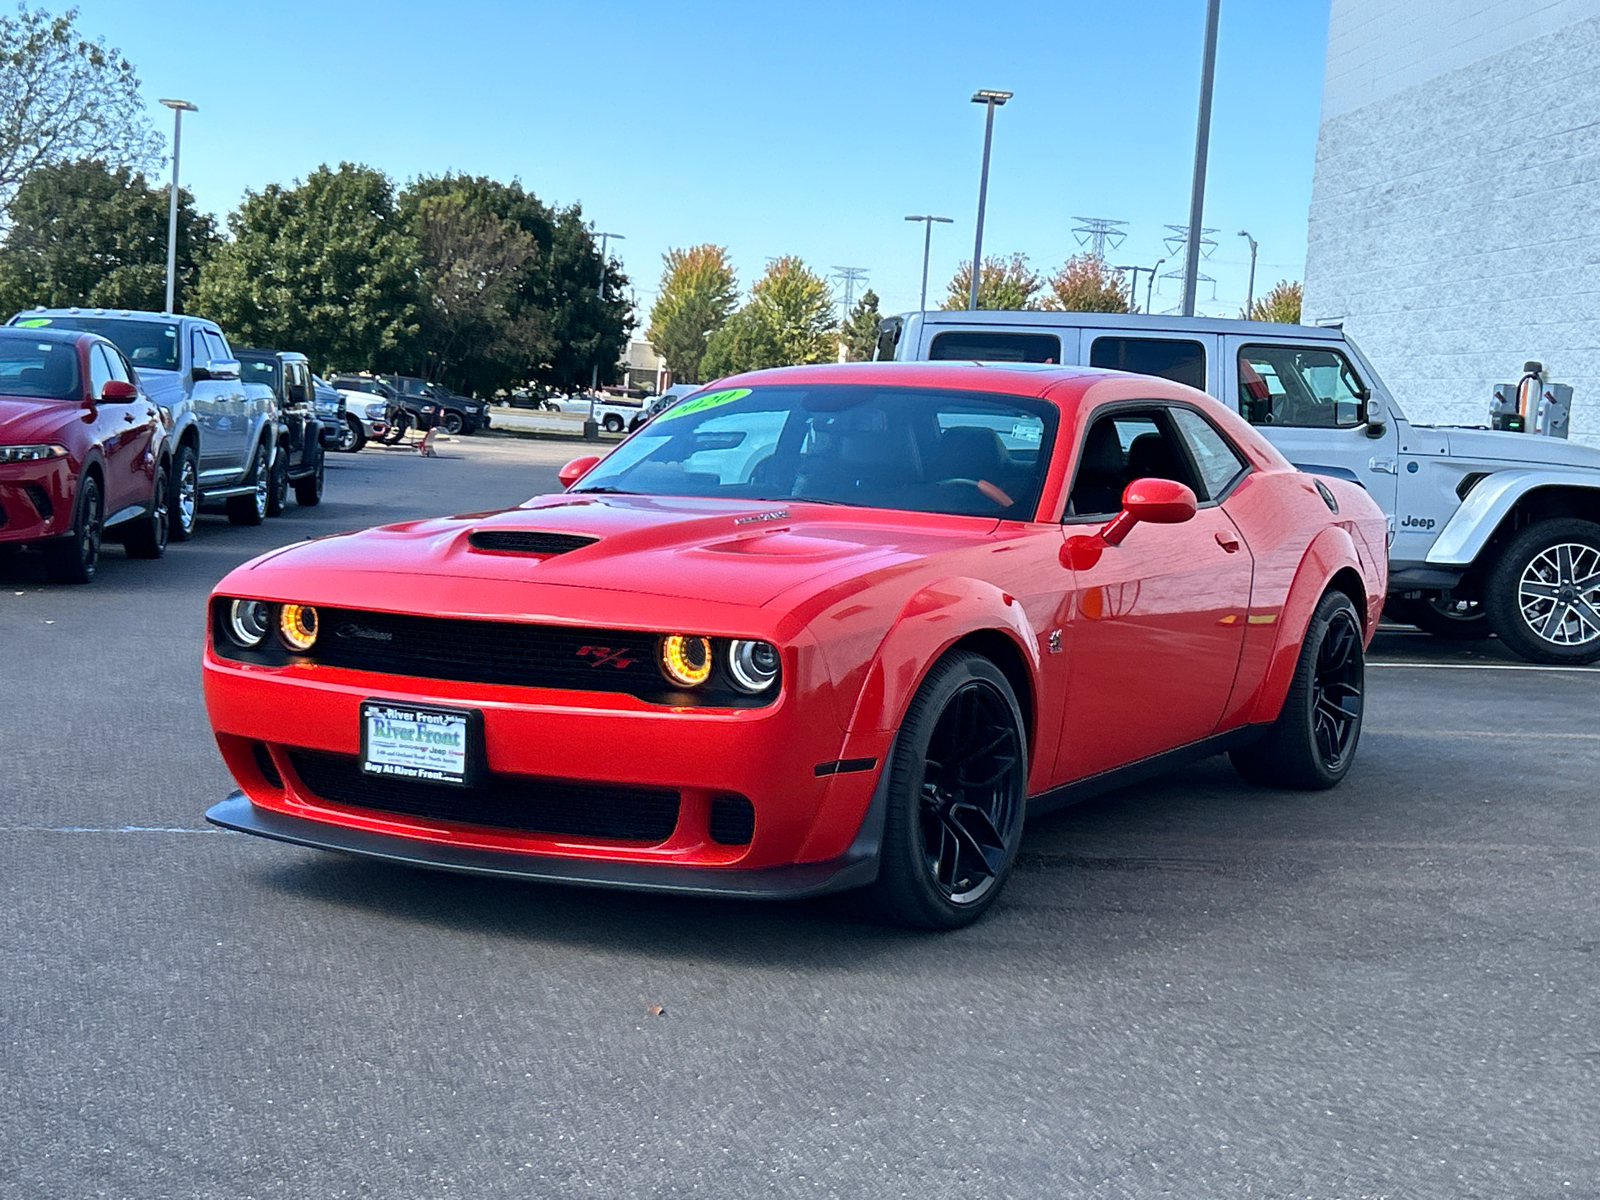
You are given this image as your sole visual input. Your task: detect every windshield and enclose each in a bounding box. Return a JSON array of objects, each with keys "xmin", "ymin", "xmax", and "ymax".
[
  {"xmin": 574, "ymin": 383, "xmax": 1058, "ymax": 520},
  {"xmin": 0, "ymin": 337, "xmax": 81, "ymax": 400},
  {"xmin": 11, "ymin": 316, "xmax": 181, "ymax": 372}
]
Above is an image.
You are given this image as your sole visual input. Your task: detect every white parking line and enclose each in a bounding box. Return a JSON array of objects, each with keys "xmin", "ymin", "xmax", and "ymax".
[
  {"xmin": 1369, "ymin": 661, "xmax": 1599, "ymax": 673},
  {"xmin": 1366, "ymin": 729, "xmax": 1600, "ymax": 741},
  {"xmin": 0, "ymin": 825, "xmax": 217, "ymax": 834}
]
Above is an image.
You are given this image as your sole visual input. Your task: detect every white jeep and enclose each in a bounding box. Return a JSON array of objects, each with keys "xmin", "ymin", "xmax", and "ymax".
[{"xmin": 879, "ymin": 309, "xmax": 1600, "ymax": 664}]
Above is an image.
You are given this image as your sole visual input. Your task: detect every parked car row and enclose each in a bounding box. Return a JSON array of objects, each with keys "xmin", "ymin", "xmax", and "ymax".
[
  {"xmin": 324, "ymin": 373, "xmax": 490, "ymax": 448},
  {"xmin": 1, "ymin": 308, "xmax": 333, "ymax": 583}
]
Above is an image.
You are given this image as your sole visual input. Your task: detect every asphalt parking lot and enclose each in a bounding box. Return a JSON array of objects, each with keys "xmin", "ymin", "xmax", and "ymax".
[{"xmin": 3, "ymin": 435, "xmax": 1597, "ymax": 1199}]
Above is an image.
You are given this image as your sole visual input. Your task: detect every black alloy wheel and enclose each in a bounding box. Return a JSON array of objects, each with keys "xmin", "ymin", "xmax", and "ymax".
[
  {"xmin": 226, "ymin": 445, "xmax": 269, "ymax": 526},
  {"xmin": 442, "ymin": 410, "xmax": 465, "ymax": 435},
  {"xmin": 122, "ymin": 462, "xmax": 169, "ymax": 559},
  {"xmin": 44, "ymin": 473, "xmax": 103, "ymax": 584},
  {"xmin": 1484, "ymin": 518, "xmax": 1600, "ymax": 665},
  {"xmin": 265, "ymin": 449, "xmax": 290, "ymax": 517},
  {"xmin": 1231, "ymin": 590, "xmax": 1365, "ymax": 789},
  {"xmin": 338, "ymin": 415, "xmax": 364, "ymax": 453},
  {"xmin": 294, "ymin": 451, "xmax": 324, "ymax": 507},
  {"xmin": 866, "ymin": 652, "xmax": 1027, "ymax": 929},
  {"xmin": 169, "ymin": 444, "xmax": 199, "ymax": 542}
]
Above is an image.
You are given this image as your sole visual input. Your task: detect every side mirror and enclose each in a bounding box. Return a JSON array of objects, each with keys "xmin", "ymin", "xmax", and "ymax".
[
  {"xmin": 98, "ymin": 379, "xmax": 138, "ymax": 403},
  {"xmin": 1099, "ymin": 478, "xmax": 1198, "ymax": 546},
  {"xmin": 559, "ymin": 454, "xmax": 602, "ymax": 488},
  {"xmin": 193, "ymin": 358, "xmax": 240, "ymax": 382}
]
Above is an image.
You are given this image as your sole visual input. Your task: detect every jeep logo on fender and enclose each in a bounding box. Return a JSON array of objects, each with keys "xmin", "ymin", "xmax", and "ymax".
[
  {"xmin": 576, "ymin": 645, "xmax": 635, "ymax": 669},
  {"xmin": 1400, "ymin": 515, "xmax": 1436, "ymax": 530}
]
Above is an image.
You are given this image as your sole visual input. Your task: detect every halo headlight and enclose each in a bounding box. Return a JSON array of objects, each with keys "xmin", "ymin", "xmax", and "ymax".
[
  {"xmin": 727, "ymin": 639, "xmax": 780, "ymax": 693},
  {"xmin": 226, "ymin": 599, "xmax": 272, "ymax": 648},
  {"xmin": 659, "ymin": 634, "xmax": 712, "ymax": 688},
  {"xmin": 277, "ymin": 603, "xmax": 319, "ymax": 651}
]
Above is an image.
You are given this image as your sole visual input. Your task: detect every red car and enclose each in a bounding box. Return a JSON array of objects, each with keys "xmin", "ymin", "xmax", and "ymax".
[
  {"xmin": 0, "ymin": 327, "xmax": 169, "ymax": 582},
  {"xmin": 203, "ymin": 363, "xmax": 1386, "ymax": 927}
]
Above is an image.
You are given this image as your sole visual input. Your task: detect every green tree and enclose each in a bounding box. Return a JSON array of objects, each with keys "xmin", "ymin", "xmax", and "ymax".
[
  {"xmin": 699, "ymin": 306, "xmax": 783, "ymax": 381},
  {"xmin": 401, "ymin": 174, "xmax": 632, "ymax": 394},
  {"xmin": 701, "ymin": 256, "xmax": 836, "ymax": 379},
  {"xmin": 195, "ymin": 163, "xmax": 420, "ymax": 372},
  {"xmin": 1041, "ymin": 253, "xmax": 1129, "ymax": 313},
  {"xmin": 1246, "ymin": 280, "xmax": 1302, "ymax": 324},
  {"xmin": 942, "ymin": 254, "xmax": 1043, "ymax": 310},
  {"xmin": 839, "ymin": 287, "xmax": 881, "ymax": 361},
  {"xmin": 646, "ymin": 244, "xmax": 737, "ymax": 384},
  {"xmin": 0, "ymin": 6, "xmax": 162, "ymax": 209},
  {"xmin": 0, "ymin": 158, "xmax": 217, "ymax": 315}
]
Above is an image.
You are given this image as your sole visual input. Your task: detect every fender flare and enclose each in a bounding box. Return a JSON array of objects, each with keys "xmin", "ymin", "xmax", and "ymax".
[
  {"xmin": 1238, "ymin": 524, "xmax": 1365, "ymax": 727},
  {"xmin": 1426, "ymin": 468, "xmax": 1600, "ymax": 566}
]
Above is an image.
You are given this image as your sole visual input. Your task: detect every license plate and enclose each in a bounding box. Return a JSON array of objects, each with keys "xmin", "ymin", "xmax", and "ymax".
[{"xmin": 359, "ymin": 701, "xmax": 481, "ymax": 787}]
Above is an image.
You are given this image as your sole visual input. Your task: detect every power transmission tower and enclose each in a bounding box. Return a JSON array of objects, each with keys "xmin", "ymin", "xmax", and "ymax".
[
  {"xmin": 1163, "ymin": 223, "xmax": 1217, "ymax": 259},
  {"xmin": 1071, "ymin": 217, "xmax": 1129, "ymax": 258},
  {"xmin": 831, "ymin": 266, "xmax": 870, "ymax": 324}
]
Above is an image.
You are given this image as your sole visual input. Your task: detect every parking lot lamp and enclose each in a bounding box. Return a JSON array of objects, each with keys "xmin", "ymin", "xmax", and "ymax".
[
  {"xmin": 585, "ymin": 230, "xmax": 624, "ymax": 442},
  {"xmin": 1147, "ymin": 257, "xmax": 1164, "ymax": 314},
  {"xmin": 905, "ymin": 215, "xmax": 953, "ymax": 313},
  {"xmin": 159, "ymin": 99, "xmax": 198, "ymax": 315},
  {"xmin": 1238, "ymin": 230, "xmax": 1258, "ymax": 315},
  {"xmin": 967, "ymin": 90, "xmax": 1012, "ymax": 311},
  {"xmin": 1181, "ymin": 0, "xmax": 1221, "ymax": 317}
]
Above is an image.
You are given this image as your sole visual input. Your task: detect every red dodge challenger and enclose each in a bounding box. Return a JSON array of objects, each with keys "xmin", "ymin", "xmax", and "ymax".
[{"xmin": 203, "ymin": 362, "xmax": 1387, "ymax": 928}]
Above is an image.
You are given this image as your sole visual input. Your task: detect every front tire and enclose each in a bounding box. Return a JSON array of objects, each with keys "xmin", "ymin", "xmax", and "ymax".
[
  {"xmin": 168, "ymin": 444, "xmax": 199, "ymax": 542},
  {"xmin": 293, "ymin": 451, "xmax": 324, "ymax": 507},
  {"xmin": 442, "ymin": 410, "xmax": 465, "ymax": 435},
  {"xmin": 864, "ymin": 652, "xmax": 1028, "ymax": 930},
  {"xmin": 122, "ymin": 461, "xmax": 169, "ymax": 559},
  {"xmin": 44, "ymin": 473, "xmax": 103, "ymax": 584},
  {"xmin": 380, "ymin": 412, "xmax": 409, "ymax": 445},
  {"xmin": 1231, "ymin": 590, "xmax": 1365, "ymax": 790},
  {"xmin": 1484, "ymin": 518, "xmax": 1600, "ymax": 664},
  {"xmin": 226, "ymin": 445, "xmax": 269, "ymax": 526},
  {"xmin": 265, "ymin": 449, "xmax": 290, "ymax": 517},
  {"xmin": 602, "ymin": 414, "xmax": 624, "ymax": 434},
  {"xmin": 338, "ymin": 415, "xmax": 365, "ymax": 453}
]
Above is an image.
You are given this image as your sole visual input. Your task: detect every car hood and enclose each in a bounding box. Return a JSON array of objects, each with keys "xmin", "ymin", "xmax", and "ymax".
[
  {"xmin": 0, "ymin": 395, "xmax": 82, "ymax": 443},
  {"xmin": 1438, "ymin": 425, "xmax": 1600, "ymax": 470},
  {"xmin": 239, "ymin": 494, "xmax": 1002, "ymax": 611}
]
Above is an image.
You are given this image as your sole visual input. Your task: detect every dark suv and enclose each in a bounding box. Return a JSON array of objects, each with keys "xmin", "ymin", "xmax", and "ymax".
[
  {"xmin": 381, "ymin": 375, "xmax": 490, "ymax": 435},
  {"xmin": 236, "ymin": 349, "xmax": 326, "ymax": 512}
]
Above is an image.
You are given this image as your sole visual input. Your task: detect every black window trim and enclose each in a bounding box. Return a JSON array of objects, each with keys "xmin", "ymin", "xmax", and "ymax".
[
  {"xmin": 1087, "ymin": 333, "xmax": 1209, "ymax": 393},
  {"xmin": 927, "ymin": 328, "xmax": 1064, "ymax": 365},
  {"xmin": 1059, "ymin": 399, "xmax": 1252, "ymax": 524}
]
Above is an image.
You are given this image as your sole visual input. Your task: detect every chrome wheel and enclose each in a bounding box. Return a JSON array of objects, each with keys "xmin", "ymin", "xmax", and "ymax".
[
  {"xmin": 176, "ymin": 452, "xmax": 197, "ymax": 535},
  {"xmin": 1517, "ymin": 542, "xmax": 1600, "ymax": 647},
  {"xmin": 1311, "ymin": 607, "xmax": 1364, "ymax": 771},
  {"xmin": 918, "ymin": 679, "xmax": 1024, "ymax": 905}
]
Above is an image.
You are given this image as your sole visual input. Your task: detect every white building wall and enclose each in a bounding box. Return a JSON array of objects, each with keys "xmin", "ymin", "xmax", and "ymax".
[{"xmin": 1305, "ymin": 0, "xmax": 1600, "ymax": 445}]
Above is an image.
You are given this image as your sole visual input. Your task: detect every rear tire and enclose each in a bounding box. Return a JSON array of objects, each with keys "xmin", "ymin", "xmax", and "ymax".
[
  {"xmin": 1484, "ymin": 518, "xmax": 1600, "ymax": 664},
  {"xmin": 227, "ymin": 445, "xmax": 269, "ymax": 526},
  {"xmin": 293, "ymin": 451, "xmax": 324, "ymax": 507},
  {"xmin": 122, "ymin": 462, "xmax": 169, "ymax": 559},
  {"xmin": 602, "ymin": 414, "xmax": 624, "ymax": 433},
  {"xmin": 862, "ymin": 652, "xmax": 1027, "ymax": 930},
  {"xmin": 44, "ymin": 473, "xmax": 103, "ymax": 584},
  {"xmin": 1231, "ymin": 590, "xmax": 1365, "ymax": 790},
  {"xmin": 1405, "ymin": 594, "xmax": 1492, "ymax": 640}
]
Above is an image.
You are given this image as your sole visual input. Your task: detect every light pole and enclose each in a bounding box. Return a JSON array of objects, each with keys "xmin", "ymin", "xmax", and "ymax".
[
  {"xmin": 967, "ymin": 89, "xmax": 1012, "ymax": 311},
  {"xmin": 1238, "ymin": 230, "xmax": 1258, "ymax": 316},
  {"xmin": 1181, "ymin": 0, "xmax": 1221, "ymax": 317},
  {"xmin": 905, "ymin": 215, "xmax": 953, "ymax": 312},
  {"xmin": 159, "ymin": 99, "xmax": 197, "ymax": 314},
  {"xmin": 1147, "ymin": 257, "xmax": 1165, "ymax": 315},
  {"xmin": 585, "ymin": 230, "xmax": 624, "ymax": 441}
]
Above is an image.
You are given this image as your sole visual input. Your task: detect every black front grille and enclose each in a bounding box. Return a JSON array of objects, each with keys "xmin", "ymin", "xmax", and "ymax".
[
  {"xmin": 23, "ymin": 483, "xmax": 51, "ymax": 520},
  {"xmin": 287, "ymin": 749, "xmax": 679, "ymax": 843},
  {"xmin": 252, "ymin": 741, "xmax": 283, "ymax": 788},
  {"xmin": 708, "ymin": 793, "xmax": 755, "ymax": 845},
  {"xmin": 468, "ymin": 529, "xmax": 597, "ymax": 555}
]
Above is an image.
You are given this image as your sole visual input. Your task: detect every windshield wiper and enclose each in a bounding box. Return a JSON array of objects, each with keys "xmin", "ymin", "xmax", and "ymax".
[{"xmin": 569, "ymin": 485, "xmax": 633, "ymax": 494}]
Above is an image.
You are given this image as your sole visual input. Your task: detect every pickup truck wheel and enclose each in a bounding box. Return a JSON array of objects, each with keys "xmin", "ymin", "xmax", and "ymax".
[
  {"xmin": 338, "ymin": 416, "xmax": 365, "ymax": 453},
  {"xmin": 1231, "ymin": 591, "xmax": 1365, "ymax": 790},
  {"xmin": 122, "ymin": 462, "xmax": 169, "ymax": 560},
  {"xmin": 169, "ymin": 444, "xmax": 198, "ymax": 542},
  {"xmin": 1407, "ymin": 595, "xmax": 1492, "ymax": 640},
  {"xmin": 442, "ymin": 411, "xmax": 465, "ymax": 435},
  {"xmin": 226, "ymin": 446, "xmax": 269, "ymax": 526},
  {"xmin": 381, "ymin": 412, "xmax": 409, "ymax": 445},
  {"xmin": 264, "ymin": 450, "xmax": 289, "ymax": 517},
  {"xmin": 602, "ymin": 414, "xmax": 624, "ymax": 434},
  {"xmin": 293, "ymin": 452, "xmax": 324, "ymax": 507},
  {"xmin": 43, "ymin": 473, "xmax": 103, "ymax": 584},
  {"xmin": 1484, "ymin": 518, "xmax": 1600, "ymax": 664}
]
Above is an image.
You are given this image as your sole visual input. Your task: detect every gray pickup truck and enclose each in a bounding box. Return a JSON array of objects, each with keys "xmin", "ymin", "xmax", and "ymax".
[
  {"xmin": 879, "ymin": 309, "xmax": 1600, "ymax": 664},
  {"xmin": 9, "ymin": 308, "xmax": 277, "ymax": 532}
]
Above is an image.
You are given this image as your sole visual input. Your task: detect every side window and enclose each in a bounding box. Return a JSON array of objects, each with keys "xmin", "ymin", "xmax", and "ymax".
[
  {"xmin": 1238, "ymin": 344, "xmax": 1365, "ymax": 428},
  {"xmin": 88, "ymin": 344, "xmax": 113, "ymax": 398},
  {"xmin": 1171, "ymin": 407, "xmax": 1248, "ymax": 501},
  {"xmin": 102, "ymin": 345, "xmax": 132, "ymax": 384},
  {"xmin": 1088, "ymin": 337, "xmax": 1206, "ymax": 391},
  {"xmin": 928, "ymin": 331, "xmax": 1061, "ymax": 363},
  {"xmin": 1066, "ymin": 409, "xmax": 1202, "ymax": 519},
  {"xmin": 190, "ymin": 328, "xmax": 210, "ymax": 368},
  {"xmin": 203, "ymin": 331, "xmax": 231, "ymax": 364}
]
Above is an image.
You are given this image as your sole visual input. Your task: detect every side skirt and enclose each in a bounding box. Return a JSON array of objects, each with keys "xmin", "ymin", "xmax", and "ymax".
[{"xmin": 1025, "ymin": 726, "xmax": 1268, "ymax": 819}]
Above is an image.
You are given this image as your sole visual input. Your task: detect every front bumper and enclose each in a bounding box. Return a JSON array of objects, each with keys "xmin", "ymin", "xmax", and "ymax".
[{"xmin": 0, "ymin": 458, "xmax": 72, "ymax": 544}]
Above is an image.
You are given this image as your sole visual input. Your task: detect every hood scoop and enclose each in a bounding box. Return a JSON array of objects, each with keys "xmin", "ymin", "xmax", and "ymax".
[{"xmin": 467, "ymin": 529, "xmax": 598, "ymax": 556}]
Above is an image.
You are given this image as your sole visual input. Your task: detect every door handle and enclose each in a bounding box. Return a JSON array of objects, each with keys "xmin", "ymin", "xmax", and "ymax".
[
  {"xmin": 1215, "ymin": 531, "xmax": 1241, "ymax": 553},
  {"xmin": 1368, "ymin": 456, "xmax": 1397, "ymax": 474}
]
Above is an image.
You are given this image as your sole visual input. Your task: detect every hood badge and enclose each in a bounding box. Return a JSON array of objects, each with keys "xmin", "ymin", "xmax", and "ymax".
[
  {"xmin": 576, "ymin": 645, "xmax": 636, "ymax": 669},
  {"xmin": 735, "ymin": 509, "xmax": 789, "ymax": 525}
]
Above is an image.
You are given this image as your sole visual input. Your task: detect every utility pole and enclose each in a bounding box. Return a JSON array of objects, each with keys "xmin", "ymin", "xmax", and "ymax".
[
  {"xmin": 905, "ymin": 215, "xmax": 953, "ymax": 312},
  {"xmin": 1182, "ymin": 0, "xmax": 1222, "ymax": 317},
  {"xmin": 158, "ymin": 99, "xmax": 197, "ymax": 314},
  {"xmin": 1238, "ymin": 230, "xmax": 1258, "ymax": 316},
  {"xmin": 968, "ymin": 89, "xmax": 1012, "ymax": 310},
  {"xmin": 585, "ymin": 230, "xmax": 624, "ymax": 441}
]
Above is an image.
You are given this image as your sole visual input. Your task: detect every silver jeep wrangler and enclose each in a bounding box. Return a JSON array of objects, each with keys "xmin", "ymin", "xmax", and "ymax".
[{"xmin": 880, "ymin": 309, "xmax": 1600, "ymax": 664}]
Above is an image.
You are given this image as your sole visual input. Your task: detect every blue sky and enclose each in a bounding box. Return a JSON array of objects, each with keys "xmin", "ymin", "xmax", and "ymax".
[{"xmin": 75, "ymin": 0, "xmax": 1330, "ymax": 323}]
